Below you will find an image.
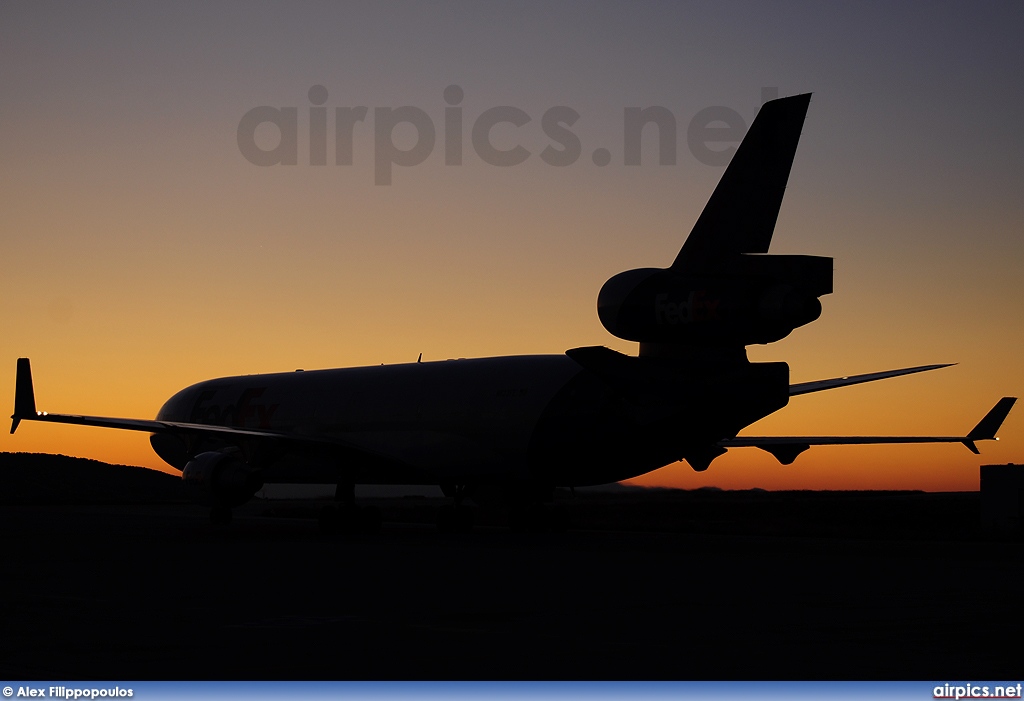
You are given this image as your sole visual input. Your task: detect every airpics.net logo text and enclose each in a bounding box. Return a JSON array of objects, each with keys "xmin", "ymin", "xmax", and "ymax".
[
  {"xmin": 237, "ymin": 85, "xmax": 780, "ymax": 185},
  {"xmin": 934, "ymin": 683, "xmax": 1023, "ymax": 699}
]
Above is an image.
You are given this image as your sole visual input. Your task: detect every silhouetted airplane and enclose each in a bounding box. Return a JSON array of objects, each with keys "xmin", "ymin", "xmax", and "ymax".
[{"xmin": 11, "ymin": 94, "xmax": 1015, "ymax": 532}]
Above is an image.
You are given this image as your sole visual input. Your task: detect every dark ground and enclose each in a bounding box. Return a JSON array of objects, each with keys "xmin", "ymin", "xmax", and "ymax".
[{"xmin": 1, "ymin": 453, "xmax": 1021, "ymax": 680}]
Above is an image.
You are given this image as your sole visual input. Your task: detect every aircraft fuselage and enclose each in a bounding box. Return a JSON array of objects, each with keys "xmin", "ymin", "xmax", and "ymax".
[{"xmin": 150, "ymin": 354, "xmax": 790, "ymax": 488}]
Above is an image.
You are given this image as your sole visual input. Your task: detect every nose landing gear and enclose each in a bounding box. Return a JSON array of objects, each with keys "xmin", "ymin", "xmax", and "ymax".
[{"xmin": 319, "ymin": 481, "xmax": 381, "ymax": 535}]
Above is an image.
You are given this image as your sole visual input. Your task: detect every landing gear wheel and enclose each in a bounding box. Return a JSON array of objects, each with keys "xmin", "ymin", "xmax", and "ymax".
[
  {"xmin": 508, "ymin": 504, "xmax": 567, "ymax": 533},
  {"xmin": 547, "ymin": 504, "xmax": 569, "ymax": 533},
  {"xmin": 436, "ymin": 505, "xmax": 474, "ymax": 533},
  {"xmin": 320, "ymin": 504, "xmax": 381, "ymax": 535},
  {"xmin": 508, "ymin": 507, "xmax": 527, "ymax": 533},
  {"xmin": 210, "ymin": 505, "xmax": 232, "ymax": 527},
  {"xmin": 509, "ymin": 506, "xmax": 543, "ymax": 533},
  {"xmin": 319, "ymin": 505, "xmax": 341, "ymax": 535},
  {"xmin": 437, "ymin": 505, "xmax": 454, "ymax": 532},
  {"xmin": 456, "ymin": 507, "xmax": 475, "ymax": 533},
  {"xmin": 358, "ymin": 505, "xmax": 381, "ymax": 534}
]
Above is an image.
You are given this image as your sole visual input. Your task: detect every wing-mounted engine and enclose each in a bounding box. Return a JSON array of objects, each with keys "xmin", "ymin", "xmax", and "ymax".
[
  {"xmin": 181, "ymin": 449, "xmax": 263, "ymax": 508},
  {"xmin": 598, "ymin": 254, "xmax": 832, "ymax": 348}
]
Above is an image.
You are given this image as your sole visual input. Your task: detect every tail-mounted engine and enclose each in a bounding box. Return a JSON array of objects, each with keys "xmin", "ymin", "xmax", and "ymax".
[
  {"xmin": 181, "ymin": 449, "xmax": 263, "ymax": 508},
  {"xmin": 597, "ymin": 94, "xmax": 828, "ymax": 354},
  {"xmin": 598, "ymin": 254, "xmax": 832, "ymax": 347}
]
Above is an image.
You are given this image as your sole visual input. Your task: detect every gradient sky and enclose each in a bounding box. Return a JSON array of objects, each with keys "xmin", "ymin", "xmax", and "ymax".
[{"xmin": 2, "ymin": 1, "xmax": 1022, "ymax": 490}]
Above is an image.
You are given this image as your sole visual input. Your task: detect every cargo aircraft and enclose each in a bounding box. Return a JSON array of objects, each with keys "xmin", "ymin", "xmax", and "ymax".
[{"xmin": 11, "ymin": 94, "xmax": 1015, "ymax": 532}]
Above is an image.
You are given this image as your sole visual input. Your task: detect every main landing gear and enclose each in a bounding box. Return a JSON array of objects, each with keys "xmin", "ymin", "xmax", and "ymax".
[
  {"xmin": 437, "ymin": 484, "xmax": 475, "ymax": 533},
  {"xmin": 501, "ymin": 482, "xmax": 570, "ymax": 533},
  {"xmin": 508, "ymin": 503, "xmax": 568, "ymax": 533},
  {"xmin": 319, "ymin": 482, "xmax": 381, "ymax": 535},
  {"xmin": 209, "ymin": 505, "xmax": 233, "ymax": 527}
]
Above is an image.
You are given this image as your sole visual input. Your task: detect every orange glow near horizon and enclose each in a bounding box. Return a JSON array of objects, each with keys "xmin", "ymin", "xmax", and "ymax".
[{"xmin": 4, "ymin": 343, "xmax": 1020, "ymax": 492}]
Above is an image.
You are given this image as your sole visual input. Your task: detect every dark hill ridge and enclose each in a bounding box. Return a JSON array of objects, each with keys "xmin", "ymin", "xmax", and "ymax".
[{"xmin": 0, "ymin": 452, "xmax": 186, "ymax": 504}]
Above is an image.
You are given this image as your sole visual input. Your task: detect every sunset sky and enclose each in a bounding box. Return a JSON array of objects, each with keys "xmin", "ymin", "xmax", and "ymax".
[{"xmin": 2, "ymin": 1, "xmax": 1022, "ymax": 491}]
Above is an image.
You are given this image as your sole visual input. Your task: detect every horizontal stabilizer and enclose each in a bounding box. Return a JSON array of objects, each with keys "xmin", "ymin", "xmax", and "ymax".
[{"xmin": 789, "ymin": 364, "xmax": 953, "ymax": 396}]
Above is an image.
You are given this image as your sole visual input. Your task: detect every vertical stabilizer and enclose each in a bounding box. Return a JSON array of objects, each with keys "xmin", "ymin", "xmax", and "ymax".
[{"xmin": 673, "ymin": 93, "xmax": 812, "ymax": 269}]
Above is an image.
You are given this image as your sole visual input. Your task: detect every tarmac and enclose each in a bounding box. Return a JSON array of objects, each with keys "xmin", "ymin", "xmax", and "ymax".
[{"xmin": 2, "ymin": 488, "xmax": 1022, "ymax": 680}]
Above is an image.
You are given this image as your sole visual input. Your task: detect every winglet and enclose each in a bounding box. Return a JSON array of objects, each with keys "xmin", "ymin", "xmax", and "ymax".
[
  {"xmin": 961, "ymin": 397, "xmax": 1015, "ymax": 453},
  {"xmin": 967, "ymin": 397, "xmax": 1016, "ymax": 441},
  {"xmin": 11, "ymin": 357, "xmax": 37, "ymax": 434}
]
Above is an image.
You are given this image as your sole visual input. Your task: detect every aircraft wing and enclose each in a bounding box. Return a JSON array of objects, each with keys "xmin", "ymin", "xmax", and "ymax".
[
  {"xmin": 14, "ymin": 410, "xmax": 292, "ymax": 441},
  {"xmin": 9, "ymin": 358, "xmax": 409, "ymax": 471},
  {"xmin": 721, "ymin": 397, "xmax": 1017, "ymax": 464},
  {"xmin": 789, "ymin": 364, "xmax": 954, "ymax": 396}
]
